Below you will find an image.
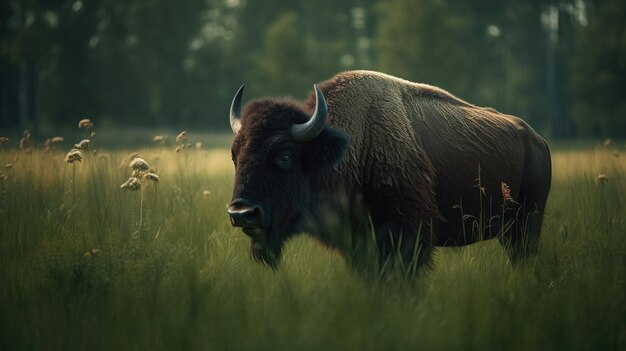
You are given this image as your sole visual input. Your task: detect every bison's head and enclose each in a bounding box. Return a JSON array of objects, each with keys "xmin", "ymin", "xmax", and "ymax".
[{"xmin": 227, "ymin": 85, "xmax": 348, "ymax": 267}]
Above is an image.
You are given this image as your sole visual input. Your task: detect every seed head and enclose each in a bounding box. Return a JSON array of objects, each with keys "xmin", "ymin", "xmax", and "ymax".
[
  {"xmin": 595, "ymin": 174, "xmax": 609, "ymax": 186},
  {"xmin": 19, "ymin": 137, "xmax": 30, "ymax": 149},
  {"xmin": 195, "ymin": 142, "xmax": 203, "ymax": 149},
  {"xmin": 176, "ymin": 131, "xmax": 187, "ymax": 142},
  {"xmin": 145, "ymin": 172, "xmax": 160, "ymax": 182},
  {"xmin": 153, "ymin": 135, "xmax": 166, "ymax": 142},
  {"xmin": 0, "ymin": 137, "xmax": 9, "ymax": 145},
  {"xmin": 78, "ymin": 119, "xmax": 94, "ymax": 129},
  {"xmin": 129, "ymin": 152, "xmax": 141, "ymax": 160},
  {"xmin": 5, "ymin": 164, "xmax": 13, "ymax": 169},
  {"xmin": 120, "ymin": 177, "xmax": 141, "ymax": 191},
  {"xmin": 129, "ymin": 157, "xmax": 149, "ymax": 171},
  {"xmin": 501, "ymin": 182, "xmax": 517, "ymax": 204},
  {"xmin": 202, "ymin": 190, "xmax": 211, "ymax": 198},
  {"xmin": 74, "ymin": 139, "xmax": 90, "ymax": 149},
  {"xmin": 175, "ymin": 145, "xmax": 182, "ymax": 153},
  {"xmin": 51, "ymin": 136, "xmax": 64, "ymax": 143},
  {"xmin": 64, "ymin": 149, "xmax": 83, "ymax": 163}
]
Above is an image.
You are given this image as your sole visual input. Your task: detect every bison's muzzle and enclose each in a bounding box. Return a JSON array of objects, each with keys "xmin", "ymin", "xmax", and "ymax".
[{"xmin": 227, "ymin": 199, "xmax": 267, "ymax": 236}]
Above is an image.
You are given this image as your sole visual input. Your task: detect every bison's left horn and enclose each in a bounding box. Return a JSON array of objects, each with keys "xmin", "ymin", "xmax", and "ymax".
[
  {"xmin": 230, "ymin": 84, "xmax": 245, "ymax": 134},
  {"xmin": 291, "ymin": 85, "xmax": 328, "ymax": 142}
]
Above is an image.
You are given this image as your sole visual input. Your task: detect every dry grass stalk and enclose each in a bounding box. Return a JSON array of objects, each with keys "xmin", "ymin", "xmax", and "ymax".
[
  {"xmin": 74, "ymin": 139, "xmax": 90, "ymax": 149},
  {"xmin": 120, "ymin": 177, "xmax": 141, "ymax": 191},
  {"xmin": 176, "ymin": 131, "xmax": 187, "ymax": 142},
  {"xmin": 595, "ymin": 174, "xmax": 609, "ymax": 186},
  {"xmin": 501, "ymin": 182, "xmax": 517, "ymax": 204},
  {"xmin": 130, "ymin": 158, "xmax": 149, "ymax": 171},
  {"xmin": 78, "ymin": 119, "xmax": 94, "ymax": 129},
  {"xmin": 64, "ymin": 149, "xmax": 83, "ymax": 163},
  {"xmin": 19, "ymin": 130, "xmax": 31, "ymax": 149},
  {"xmin": 144, "ymin": 173, "xmax": 160, "ymax": 182}
]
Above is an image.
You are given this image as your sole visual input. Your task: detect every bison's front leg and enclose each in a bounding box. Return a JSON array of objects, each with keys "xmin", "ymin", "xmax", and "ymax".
[{"xmin": 374, "ymin": 219, "xmax": 434, "ymax": 275}]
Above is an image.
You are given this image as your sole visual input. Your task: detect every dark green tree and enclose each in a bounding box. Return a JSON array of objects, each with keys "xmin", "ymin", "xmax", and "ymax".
[{"xmin": 569, "ymin": 0, "xmax": 626, "ymax": 136}]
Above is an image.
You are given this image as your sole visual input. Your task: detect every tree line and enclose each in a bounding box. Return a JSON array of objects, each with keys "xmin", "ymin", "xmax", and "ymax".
[{"xmin": 1, "ymin": 0, "xmax": 624, "ymax": 137}]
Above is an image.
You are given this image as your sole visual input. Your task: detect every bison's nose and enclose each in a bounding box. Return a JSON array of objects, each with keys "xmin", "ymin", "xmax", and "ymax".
[{"xmin": 227, "ymin": 200, "xmax": 264, "ymax": 230}]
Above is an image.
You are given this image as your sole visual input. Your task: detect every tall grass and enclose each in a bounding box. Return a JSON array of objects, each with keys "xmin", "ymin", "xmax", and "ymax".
[{"xmin": 0, "ymin": 143, "xmax": 624, "ymax": 350}]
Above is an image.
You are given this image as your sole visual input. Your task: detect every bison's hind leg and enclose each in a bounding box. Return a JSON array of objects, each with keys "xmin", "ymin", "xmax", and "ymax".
[
  {"xmin": 500, "ymin": 133, "xmax": 551, "ymax": 263},
  {"xmin": 498, "ymin": 203, "xmax": 544, "ymax": 263}
]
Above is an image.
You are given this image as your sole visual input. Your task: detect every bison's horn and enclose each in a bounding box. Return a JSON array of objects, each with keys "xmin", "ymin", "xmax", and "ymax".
[
  {"xmin": 291, "ymin": 85, "xmax": 328, "ymax": 142},
  {"xmin": 230, "ymin": 84, "xmax": 245, "ymax": 134}
]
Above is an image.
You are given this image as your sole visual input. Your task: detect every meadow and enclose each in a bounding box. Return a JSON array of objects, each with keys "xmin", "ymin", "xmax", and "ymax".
[{"xmin": 0, "ymin": 131, "xmax": 624, "ymax": 350}]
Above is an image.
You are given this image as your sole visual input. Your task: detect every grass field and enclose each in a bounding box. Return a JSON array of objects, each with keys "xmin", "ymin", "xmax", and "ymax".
[{"xmin": 0, "ymin": 135, "xmax": 624, "ymax": 350}]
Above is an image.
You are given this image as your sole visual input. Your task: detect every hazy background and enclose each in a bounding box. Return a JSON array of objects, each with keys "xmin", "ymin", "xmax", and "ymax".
[{"xmin": 1, "ymin": 0, "xmax": 624, "ymax": 138}]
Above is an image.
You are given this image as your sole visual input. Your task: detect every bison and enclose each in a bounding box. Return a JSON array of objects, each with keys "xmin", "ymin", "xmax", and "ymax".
[{"xmin": 227, "ymin": 70, "xmax": 551, "ymax": 270}]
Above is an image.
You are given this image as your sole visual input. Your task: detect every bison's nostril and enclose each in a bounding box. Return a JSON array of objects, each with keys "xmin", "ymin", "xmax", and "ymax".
[{"xmin": 227, "ymin": 201, "xmax": 264, "ymax": 229}]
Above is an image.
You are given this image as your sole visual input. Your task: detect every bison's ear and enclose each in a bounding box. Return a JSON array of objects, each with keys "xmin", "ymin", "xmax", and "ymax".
[{"xmin": 302, "ymin": 127, "xmax": 348, "ymax": 173}]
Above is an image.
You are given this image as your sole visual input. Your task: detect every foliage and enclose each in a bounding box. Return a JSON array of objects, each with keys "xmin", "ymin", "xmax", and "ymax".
[
  {"xmin": 0, "ymin": 141, "xmax": 625, "ymax": 350},
  {"xmin": 569, "ymin": 0, "xmax": 626, "ymax": 136},
  {"xmin": 0, "ymin": 0, "xmax": 624, "ymax": 136}
]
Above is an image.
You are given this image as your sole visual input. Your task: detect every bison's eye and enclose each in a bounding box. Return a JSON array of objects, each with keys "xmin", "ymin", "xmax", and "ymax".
[{"xmin": 272, "ymin": 149, "xmax": 294, "ymax": 172}]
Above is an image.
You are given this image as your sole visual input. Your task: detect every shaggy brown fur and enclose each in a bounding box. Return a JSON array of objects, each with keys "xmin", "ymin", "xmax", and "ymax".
[{"xmin": 230, "ymin": 70, "xmax": 552, "ymax": 269}]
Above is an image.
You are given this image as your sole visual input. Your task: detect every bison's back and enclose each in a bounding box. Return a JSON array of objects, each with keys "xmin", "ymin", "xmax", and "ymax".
[{"xmin": 312, "ymin": 70, "xmax": 546, "ymax": 244}]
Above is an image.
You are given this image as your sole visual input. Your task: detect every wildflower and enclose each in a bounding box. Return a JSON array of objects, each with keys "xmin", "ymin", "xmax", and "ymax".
[
  {"xmin": 153, "ymin": 135, "xmax": 166, "ymax": 142},
  {"xmin": 129, "ymin": 157, "xmax": 149, "ymax": 171},
  {"xmin": 5, "ymin": 164, "xmax": 13, "ymax": 169},
  {"xmin": 0, "ymin": 137, "xmax": 9, "ymax": 145},
  {"xmin": 74, "ymin": 139, "xmax": 90, "ymax": 149},
  {"xmin": 176, "ymin": 131, "xmax": 187, "ymax": 142},
  {"xmin": 51, "ymin": 136, "xmax": 64, "ymax": 143},
  {"xmin": 145, "ymin": 173, "xmax": 160, "ymax": 182},
  {"xmin": 602, "ymin": 138, "xmax": 612, "ymax": 147},
  {"xmin": 195, "ymin": 142, "xmax": 203, "ymax": 149},
  {"xmin": 64, "ymin": 149, "xmax": 83, "ymax": 163},
  {"xmin": 78, "ymin": 119, "xmax": 94, "ymax": 129},
  {"xmin": 120, "ymin": 177, "xmax": 141, "ymax": 191},
  {"xmin": 202, "ymin": 190, "xmax": 211, "ymax": 198},
  {"xmin": 501, "ymin": 182, "xmax": 517, "ymax": 204},
  {"xmin": 595, "ymin": 174, "xmax": 609, "ymax": 186},
  {"xmin": 129, "ymin": 152, "xmax": 141, "ymax": 160}
]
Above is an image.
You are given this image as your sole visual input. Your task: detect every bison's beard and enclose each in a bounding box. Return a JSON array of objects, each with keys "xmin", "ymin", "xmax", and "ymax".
[{"xmin": 250, "ymin": 229, "xmax": 284, "ymax": 269}]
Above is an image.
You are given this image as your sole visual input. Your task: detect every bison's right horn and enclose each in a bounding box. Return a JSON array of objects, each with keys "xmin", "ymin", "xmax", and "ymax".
[
  {"xmin": 229, "ymin": 84, "xmax": 245, "ymax": 134},
  {"xmin": 291, "ymin": 85, "xmax": 328, "ymax": 142}
]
